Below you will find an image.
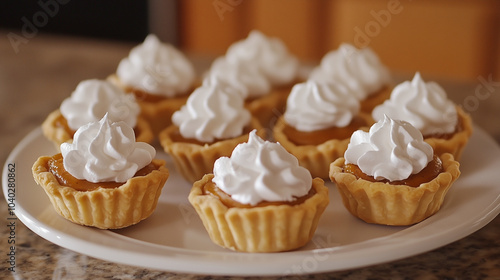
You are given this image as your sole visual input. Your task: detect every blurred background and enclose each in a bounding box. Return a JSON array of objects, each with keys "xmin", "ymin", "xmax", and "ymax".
[
  {"xmin": 179, "ymin": 0, "xmax": 500, "ymax": 82},
  {"xmin": 1, "ymin": 0, "xmax": 499, "ymax": 82},
  {"xmin": 1, "ymin": 2, "xmax": 500, "ymax": 278}
]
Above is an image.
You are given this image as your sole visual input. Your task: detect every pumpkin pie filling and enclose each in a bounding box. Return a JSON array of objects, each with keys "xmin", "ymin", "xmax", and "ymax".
[
  {"xmin": 343, "ymin": 155, "xmax": 443, "ymax": 188},
  {"xmin": 123, "ymin": 85, "xmax": 195, "ymax": 103},
  {"xmin": 128, "ymin": 88, "xmax": 169, "ymax": 103},
  {"xmin": 364, "ymin": 86, "xmax": 389, "ymax": 103},
  {"xmin": 423, "ymin": 117, "xmax": 462, "ymax": 140},
  {"xmin": 202, "ymin": 181, "xmax": 316, "ymax": 208},
  {"xmin": 283, "ymin": 116, "xmax": 369, "ymax": 146},
  {"xmin": 47, "ymin": 153, "xmax": 159, "ymax": 192}
]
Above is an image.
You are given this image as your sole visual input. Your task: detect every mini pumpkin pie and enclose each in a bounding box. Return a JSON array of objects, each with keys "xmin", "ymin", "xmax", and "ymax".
[
  {"xmin": 42, "ymin": 79, "xmax": 153, "ymax": 151},
  {"xmin": 217, "ymin": 30, "xmax": 301, "ymax": 127},
  {"xmin": 372, "ymin": 72, "xmax": 473, "ymax": 160},
  {"xmin": 273, "ymin": 80, "xmax": 372, "ymax": 179},
  {"xmin": 202, "ymin": 57, "xmax": 277, "ymax": 128},
  {"xmin": 108, "ymin": 34, "xmax": 197, "ymax": 134},
  {"xmin": 159, "ymin": 79, "xmax": 265, "ymax": 183},
  {"xmin": 309, "ymin": 43, "xmax": 393, "ymax": 113},
  {"xmin": 329, "ymin": 115, "xmax": 460, "ymax": 226},
  {"xmin": 189, "ymin": 130, "xmax": 329, "ymax": 253},
  {"xmin": 33, "ymin": 114, "xmax": 169, "ymax": 229}
]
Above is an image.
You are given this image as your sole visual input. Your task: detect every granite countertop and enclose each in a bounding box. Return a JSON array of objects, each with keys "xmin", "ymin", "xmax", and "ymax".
[{"xmin": 1, "ymin": 31, "xmax": 500, "ymax": 280}]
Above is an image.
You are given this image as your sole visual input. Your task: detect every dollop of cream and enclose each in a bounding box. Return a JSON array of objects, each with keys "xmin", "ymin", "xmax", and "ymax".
[
  {"xmin": 116, "ymin": 34, "xmax": 195, "ymax": 97},
  {"xmin": 60, "ymin": 114, "xmax": 156, "ymax": 183},
  {"xmin": 372, "ymin": 72, "xmax": 458, "ymax": 136},
  {"xmin": 171, "ymin": 80, "xmax": 251, "ymax": 143},
  {"xmin": 225, "ymin": 30, "xmax": 299, "ymax": 86},
  {"xmin": 60, "ymin": 79, "xmax": 140, "ymax": 131},
  {"xmin": 203, "ymin": 56, "xmax": 271, "ymax": 99},
  {"xmin": 309, "ymin": 43, "xmax": 391, "ymax": 100},
  {"xmin": 213, "ymin": 130, "xmax": 312, "ymax": 206},
  {"xmin": 345, "ymin": 115, "xmax": 434, "ymax": 182},
  {"xmin": 284, "ymin": 80, "xmax": 360, "ymax": 132}
]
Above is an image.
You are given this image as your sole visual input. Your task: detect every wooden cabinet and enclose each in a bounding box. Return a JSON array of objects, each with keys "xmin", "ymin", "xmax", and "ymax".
[{"xmin": 178, "ymin": 0, "xmax": 500, "ymax": 82}]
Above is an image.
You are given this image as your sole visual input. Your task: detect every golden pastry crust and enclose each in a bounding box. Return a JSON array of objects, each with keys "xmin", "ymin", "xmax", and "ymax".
[
  {"xmin": 41, "ymin": 110, "xmax": 74, "ymax": 151},
  {"xmin": 32, "ymin": 157, "xmax": 169, "ymax": 229},
  {"xmin": 42, "ymin": 109, "xmax": 154, "ymax": 151},
  {"xmin": 424, "ymin": 106, "xmax": 473, "ymax": 161},
  {"xmin": 108, "ymin": 74, "xmax": 195, "ymax": 134},
  {"xmin": 245, "ymin": 84, "xmax": 292, "ymax": 129},
  {"xmin": 188, "ymin": 174, "xmax": 329, "ymax": 253},
  {"xmin": 273, "ymin": 114, "xmax": 372, "ymax": 179},
  {"xmin": 359, "ymin": 85, "xmax": 392, "ymax": 114},
  {"xmin": 158, "ymin": 117, "xmax": 264, "ymax": 183},
  {"xmin": 329, "ymin": 153, "xmax": 460, "ymax": 226}
]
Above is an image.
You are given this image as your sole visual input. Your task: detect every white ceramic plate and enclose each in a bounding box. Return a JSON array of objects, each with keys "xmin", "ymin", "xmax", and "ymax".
[{"xmin": 3, "ymin": 127, "xmax": 500, "ymax": 276}]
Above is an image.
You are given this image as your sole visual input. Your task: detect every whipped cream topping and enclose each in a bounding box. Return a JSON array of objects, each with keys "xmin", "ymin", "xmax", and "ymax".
[
  {"xmin": 213, "ymin": 130, "xmax": 312, "ymax": 206},
  {"xmin": 61, "ymin": 114, "xmax": 156, "ymax": 183},
  {"xmin": 203, "ymin": 56, "xmax": 271, "ymax": 99},
  {"xmin": 60, "ymin": 79, "xmax": 140, "ymax": 131},
  {"xmin": 116, "ymin": 34, "xmax": 195, "ymax": 97},
  {"xmin": 284, "ymin": 80, "xmax": 360, "ymax": 132},
  {"xmin": 372, "ymin": 72, "xmax": 458, "ymax": 136},
  {"xmin": 225, "ymin": 30, "xmax": 299, "ymax": 86},
  {"xmin": 171, "ymin": 80, "xmax": 251, "ymax": 143},
  {"xmin": 345, "ymin": 115, "xmax": 434, "ymax": 182},
  {"xmin": 309, "ymin": 43, "xmax": 391, "ymax": 100}
]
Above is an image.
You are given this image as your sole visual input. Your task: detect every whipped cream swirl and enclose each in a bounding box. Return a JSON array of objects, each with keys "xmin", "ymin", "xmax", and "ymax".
[
  {"xmin": 116, "ymin": 34, "xmax": 195, "ymax": 97},
  {"xmin": 309, "ymin": 43, "xmax": 391, "ymax": 100},
  {"xmin": 284, "ymin": 80, "xmax": 360, "ymax": 132},
  {"xmin": 213, "ymin": 130, "xmax": 312, "ymax": 206},
  {"xmin": 203, "ymin": 56, "xmax": 271, "ymax": 99},
  {"xmin": 61, "ymin": 114, "xmax": 156, "ymax": 183},
  {"xmin": 225, "ymin": 30, "xmax": 299, "ymax": 86},
  {"xmin": 60, "ymin": 79, "xmax": 140, "ymax": 131},
  {"xmin": 171, "ymin": 80, "xmax": 251, "ymax": 143},
  {"xmin": 372, "ymin": 72, "xmax": 458, "ymax": 136},
  {"xmin": 345, "ymin": 115, "xmax": 434, "ymax": 182}
]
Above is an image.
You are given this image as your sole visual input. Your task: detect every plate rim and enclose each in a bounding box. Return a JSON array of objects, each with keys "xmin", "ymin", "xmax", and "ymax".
[{"xmin": 3, "ymin": 126, "xmax": 500, "ymax": 276}]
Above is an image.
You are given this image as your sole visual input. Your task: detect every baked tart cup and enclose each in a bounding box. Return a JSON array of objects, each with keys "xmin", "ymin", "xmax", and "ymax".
[
  {"xmin": 245, "ymin": 83, "xmax": 295, "ymax": 129},
  {"xmin": 159, "ymin": 118, "xmax": 264, "ymax": 183},
  {"xmin": 32, "ymin": 155, "xmax": 169, "ymax": 229},
  {"xmin": 188, "ymin": 174, "xmax": 329, "ymax": 253},
  {"xmin": 424, "ymin": 106, "xmax": 473, "ymax": 161},
  {"xmin": 273, "ymin": 114, "xmax": 373, "ymax": 179},
  {"xmin": 42, "ymin": 109, "xmax": 154, "ymax": 151},
  {"xmin": 360, "ymin": 85, "xmax": 392, "ymax": 114},
  {"xmin": 329, "ymin": 153, "xmax": 460, "ymax": 226},
  {"xmin": 108, "ymin": 74, "xmax": 198, "ymax": 134}
]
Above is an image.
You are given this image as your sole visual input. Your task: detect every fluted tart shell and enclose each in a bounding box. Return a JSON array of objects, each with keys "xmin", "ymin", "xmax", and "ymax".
[
  {"xmin": 32, "ymin": 156, "xmax": 169, "ymax": 229},
  {"xmin": 273, "ymin": 114, "xmax": 372, "ymax": 179},
  {"xmin": 188, "ymin": 174, "xmax": 329, "ymax": 253},
  {"xmin": 159, "ymin": 117, "xmax": 264, "ymax": 183},
  {"xmin": 329, "ymin": 153, "xmax": 460, "ymax": 226}
]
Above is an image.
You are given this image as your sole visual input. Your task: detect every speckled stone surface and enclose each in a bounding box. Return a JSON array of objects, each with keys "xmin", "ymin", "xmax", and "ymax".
[
  {"xmin": 1, "ymin": 207, "xmax": 499, "ymax": 280},
  {"xmin": 1, "ymin": 31, "xmax": 500, "ymax": 280}
]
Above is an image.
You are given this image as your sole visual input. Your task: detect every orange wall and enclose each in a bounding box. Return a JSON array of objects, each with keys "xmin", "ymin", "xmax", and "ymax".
[{"xmin": 179, "ymin": 0, "xmax": 500, "ymax": 81}]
